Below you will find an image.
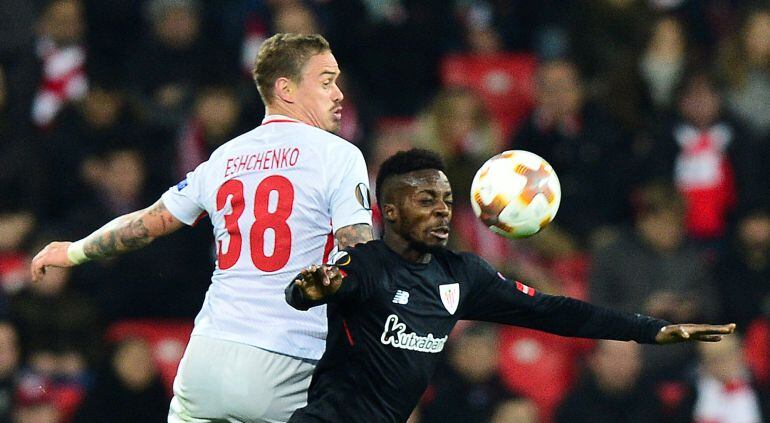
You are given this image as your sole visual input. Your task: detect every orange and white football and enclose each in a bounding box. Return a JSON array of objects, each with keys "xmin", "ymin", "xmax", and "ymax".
[{"xmin": 470, "ymin": 150, "xmax": 561, "ymax": 239}]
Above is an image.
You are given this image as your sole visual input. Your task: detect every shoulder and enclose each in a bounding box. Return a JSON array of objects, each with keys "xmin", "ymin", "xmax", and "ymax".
[
  {"xmin": 299, "ymin": 126, "xmax": 364, "ymax": 157},
  {"xmin": 206, "ymin": 127, "xmax": 260, "ymax": 160},
  {"xmin": 326, "ymin": 241, "xmax": 382, "ymax": 284},
  {"xmin": 436, "ymin": 249, "xmax": 496, "ymax": 275},
  {"xmin": 448, "ymin": 249, "xmax": 489, "ymax": 268}
]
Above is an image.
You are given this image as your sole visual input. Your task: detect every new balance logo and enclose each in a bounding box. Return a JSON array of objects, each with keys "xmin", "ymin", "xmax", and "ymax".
[{"xmin": 392, "ymin": 290, "xmax": 410, "ymax": 305}]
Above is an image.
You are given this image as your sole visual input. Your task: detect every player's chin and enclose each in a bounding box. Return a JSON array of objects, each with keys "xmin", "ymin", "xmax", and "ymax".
[
  {"xmin": 412, "ymin": 237, "xmax": 447, "ymax": 253},
  {"xmin": 425, "ymin": 241, "xmax": 448, "ymax": 253},
  {"xmin": 324, "ymin": 117, "xmax": 341, "ymax": 133},
  {"xmin": 433, "ymin": 239, "xmax": 449, "ymax": 249}
]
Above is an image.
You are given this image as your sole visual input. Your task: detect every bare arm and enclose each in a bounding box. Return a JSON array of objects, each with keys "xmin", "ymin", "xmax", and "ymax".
[
  {"xmin": 31, "ymin": 199, "xmax": 185, "ymax": 281},
  {"xmin": 334, "ymin": 223, "xmax": 373, "ymax": 249},
  {"xmin": 81, "ymin": 199, "xmax": 183, "ymax": 259}
]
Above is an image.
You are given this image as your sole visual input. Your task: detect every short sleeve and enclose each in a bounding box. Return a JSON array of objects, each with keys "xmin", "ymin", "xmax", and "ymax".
[
  {"xmin": 328, "ymin": 145, "xmax": 372, "ymax": 233},
  {"xmin": 160, "ymin": 161, "xmax": 207, "ymax": 226}
]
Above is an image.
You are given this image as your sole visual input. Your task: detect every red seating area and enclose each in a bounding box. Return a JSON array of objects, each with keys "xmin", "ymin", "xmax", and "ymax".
[{"xmin": 440, "ymin": 53, "xmax": 537, "ymax": 138}]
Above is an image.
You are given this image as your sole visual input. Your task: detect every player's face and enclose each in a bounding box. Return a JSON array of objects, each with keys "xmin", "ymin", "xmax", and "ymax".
[
  {"xmin": 294, "ymin": 51, "xmax": 344, "ymax": 133},
  {"xmin": 395, "ymin": 170, "xmax": 453, "ymax": 249}
]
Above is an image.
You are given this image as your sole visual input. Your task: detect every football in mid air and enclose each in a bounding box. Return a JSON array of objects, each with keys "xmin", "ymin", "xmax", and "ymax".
[{"xmin": 470, "ymin": 150, "xmax": 561, "ymax": 239}]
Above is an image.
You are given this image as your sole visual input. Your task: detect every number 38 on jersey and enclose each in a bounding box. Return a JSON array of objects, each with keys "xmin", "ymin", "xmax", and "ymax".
[{"xmin": 216, "ymin": 175, "xmax": 294, "ymax": 272}]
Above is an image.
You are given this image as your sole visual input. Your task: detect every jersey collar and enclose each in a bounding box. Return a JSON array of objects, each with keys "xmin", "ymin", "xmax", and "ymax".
[{"xmin": 261, "ymin": 114, "xmax": 302, "ymax": 125}]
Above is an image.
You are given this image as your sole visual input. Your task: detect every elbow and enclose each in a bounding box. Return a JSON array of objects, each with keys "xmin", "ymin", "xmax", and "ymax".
[
  {"xmin": 285, "ymin": 281, "xmax": 306, "ymax": 311},
  {"xmin": 285, "ymin": 284, "xmax": 298, "ymax": 309}
]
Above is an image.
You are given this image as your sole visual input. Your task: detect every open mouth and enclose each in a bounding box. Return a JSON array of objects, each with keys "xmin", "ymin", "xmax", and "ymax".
[
  {"xmin": 430, "ymin": 226, "xmax": 450, "ymax": 240},
  {"xmin": 332, "ymin": 107, "xmax": 343, "ymax": 120}
]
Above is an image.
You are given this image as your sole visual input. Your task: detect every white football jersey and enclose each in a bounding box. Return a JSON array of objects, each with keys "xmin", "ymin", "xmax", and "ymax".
[{"xmin": 161, "ymin": 115, "xmax": 372, "ymax": 360}]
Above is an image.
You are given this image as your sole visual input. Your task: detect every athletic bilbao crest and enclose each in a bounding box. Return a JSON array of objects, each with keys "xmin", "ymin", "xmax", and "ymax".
[{"xmin": 439, "ymin": 283, "xmax": 460, "ymax": 315}]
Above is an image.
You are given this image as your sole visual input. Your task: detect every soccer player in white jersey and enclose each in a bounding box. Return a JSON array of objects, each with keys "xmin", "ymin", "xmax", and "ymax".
[{"xmin": 30, "ymin": 33, "xmax": 373, "ymax": 422}]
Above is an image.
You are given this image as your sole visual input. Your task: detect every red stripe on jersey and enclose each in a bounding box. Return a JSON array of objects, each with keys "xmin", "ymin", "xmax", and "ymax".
[
  {"xmin": 515, "ymin": 281, "xmax": 536, "ymax": 296},
  {"xmin": 192, "ymin": 211, "xmax": 208, "ymax": 227},
  {"xmin": 342, "ymin": 319, "xmax": 355, "ymax": 346},
  {"xmin": 322, "ymin": 232, "xmax": 334, "ymax": 264},
  {"xmin": 260, "ymin": 119, "xmax": 300, "ymax": 125}
]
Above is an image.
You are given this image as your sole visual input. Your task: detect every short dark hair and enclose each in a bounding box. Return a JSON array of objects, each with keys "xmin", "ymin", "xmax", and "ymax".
[
  {"xmin": 252, "ymin": 33, "xmax": 330, "ymax": 105},
  {"xmin": 375, "ymin": 148, "xmax": 446, "ymax": 206}
]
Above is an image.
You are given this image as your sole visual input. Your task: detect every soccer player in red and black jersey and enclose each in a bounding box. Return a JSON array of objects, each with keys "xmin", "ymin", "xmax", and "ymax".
[{"xmin": 285, "ymin": 148, "xmax": 735, "ymax": 423}]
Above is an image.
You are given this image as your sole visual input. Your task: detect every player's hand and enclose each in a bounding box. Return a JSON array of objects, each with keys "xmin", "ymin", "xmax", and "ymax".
[
  {"xmin": 293, "ymin": 264, "xmax": 344, "ymax": 301},
  {"xmin": 30, "ymin": 241, "xmax": 75, "ymax": 282},
  {"xmin": 655, "ymin": 323, "xmax": 736, "ymax": 344}
]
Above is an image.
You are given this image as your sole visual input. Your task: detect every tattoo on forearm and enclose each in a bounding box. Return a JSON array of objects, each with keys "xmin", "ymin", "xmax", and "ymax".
[
  {"xmin": 335, "ymin": 223, "xmax": 373, "ymax": 249},
  {"xmin": 82, "ymin": 201, "xmax": 170, "ymax": 260}
]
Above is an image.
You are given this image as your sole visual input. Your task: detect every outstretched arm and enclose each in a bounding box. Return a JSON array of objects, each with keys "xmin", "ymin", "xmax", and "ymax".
[
  {"xmin": 31, "ymin": 199, "xmax": 184, "ymax": 281},
  {"xmin": 462, "ymin": 256, "xmax": 737, "ymax": 344},
  {"xmin": 334, "ymin": 223, "xmax": 372, "ymax": 249}
]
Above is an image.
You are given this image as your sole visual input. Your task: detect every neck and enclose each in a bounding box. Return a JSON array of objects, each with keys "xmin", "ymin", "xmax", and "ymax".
[
  {"xmin": 265, "ymin": 104, "xmax": 320, "ymax": 129},
  {"xmin": 383, "ymin": 231, "xmax": 432, "ymax": 264}
]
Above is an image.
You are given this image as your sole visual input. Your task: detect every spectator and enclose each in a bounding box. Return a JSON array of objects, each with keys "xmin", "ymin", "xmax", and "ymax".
[
  {"xmin": 0, "ymin": 63, "xmax": 41, "ymax": 217},
  {"xmin": 81, "ymin": 0, "xmax": 144, "ymax": 79},
  {"xmin": 555, "ymin": 340, "xmax": 664, "ymax": 423},
  {"xmin": 32, "ymin": 0, "xmax": 88, "ymax": 129},
  {"xmin": 414, "ymin": 87, "xmax": 502, "ymax": 204},
  {"xmin": 272, "ymin": 2, "xmax": 322, "ymax": 35},
  {"xmin": 0, "ymin": 321, "xmax": 21, "ymax": 423},
  {"xmin": 456, "ymin": 1, "xmax": 506, "ymax": 55},
  {"xmin": 73, "ymin": 338, "xmax": 167, "ymax": 423},
  {"xmin": 568, "ymin": 0, "xmax": 654, "ymax": 85},
  {"xmin": 599, "ymin": 14, "xmax": 691, "ymax": 134},
  {"xmin": 715, "ymin": 207, "xmax": 770, "ymax": 331},
  {"xmin": 420, "ymin": 324, "xmax": 525, "ymax": 423},
  {"xmin": 174, "ymin": 85, "xmax": 244, "ymax": 178},
  {"xmin": 489, "ymin": 398, "xmax": 539, "ymax": 423},
  {"xmin": 12, "ymin": 374, "xmax": 59, "ymax": 423},
  {"xmin": 645, "ymin": 70, "xmax": 756, "ymax": 244},
  {"xmin": 687, "ymin": 335, "xmax": 769, "ymax": 422},
  {"xmin": 124, "ymin": 0, "xmax": 231, "ymax": 129},
  {"xmin": 509, "ymin": 58, "xmax": 630, "ymax": 248},
  {"xmin": 41, "ymin": 80, "xmax": 156, "ymax": 220},
  {"xmin": 590, "ymin": 181, "xmax": 718, "ymax": 381},
  {"xmin": 358, "ymin": 0, "xmax": 460, "ymax": 115},
  {"xmin": 638, "ymin": 16, "xmax": 690, "ymax": 115},
  {"xmin": 0, "ymin": 0, "xmax": 37, "ymax": 133},
  {"xmin": 439, "ymin": 4, "xmax": 538, "ymax": 138},
  {"xmin": 717, "ymin": 6, "xmax": 770, "ymax": 138},
  {"xmin": 0, "ymin": 210, "xmax": 34, "ymax": 298}
]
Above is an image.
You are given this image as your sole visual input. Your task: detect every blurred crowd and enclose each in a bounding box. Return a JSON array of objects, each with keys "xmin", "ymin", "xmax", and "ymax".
[{"xmin": 0, "ymin": 0, "xmax": 769, "ymax": 422}]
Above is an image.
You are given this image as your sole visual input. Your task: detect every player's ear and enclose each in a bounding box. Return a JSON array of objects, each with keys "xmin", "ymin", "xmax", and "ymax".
[
  {"xmin": 274, "ymin": 77, "xmax": 295, "ymax": 103},
  {"xmin": 382, "ymin": 203, "xmax": 398, "ymax": 223}
]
